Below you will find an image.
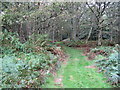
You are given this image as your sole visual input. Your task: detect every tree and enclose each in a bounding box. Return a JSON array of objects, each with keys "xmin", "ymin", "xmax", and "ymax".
[{"xmin": 86, "ymin": 2, "xmax": 110, "ymax": 45}]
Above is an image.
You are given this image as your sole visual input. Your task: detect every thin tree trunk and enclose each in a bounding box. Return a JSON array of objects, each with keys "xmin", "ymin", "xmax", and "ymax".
[
  {"xmin": 52, "ymin": 30, "xmax": 55, "ymax": 42},
  {"xmin": 72, "ymin": 17, "xmax": 77, "ymax": 41},
  {"xmin": 117, "ymin": 2, "xmax": 120, "ymax": 45},
  {"xmin": 98, "ymin": 28, "xmax": 102, "ymax": 46},
  {"xmin": 110, "ymin": 30, "xmax": 113, "ymax": 43},
  {"xmin": 117, "ymin": 32, "xmax": 120, "ymax": 45},
  {"xmin": 86, "ymin": 27, "xmax": 93, "ymax": 43},
  {"xmin": 60, "ymin": 33, "xmax": 62, "ymax": 41},
  {"xmin": 19, "ymin": 23, "xmax": 23, "ymax": 42},
  {"xmin": 33, "ymin": 19, "xmax": 36, "ymax": 44},
  {"xmin": 72, "ymin": 29, "xmax": 77, "ymax": 41}
]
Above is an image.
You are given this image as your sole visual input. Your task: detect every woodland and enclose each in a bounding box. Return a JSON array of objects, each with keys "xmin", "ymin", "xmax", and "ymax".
[{"xmin": 0, "ymin": 1, "xmax": 120, "ymax": 88}]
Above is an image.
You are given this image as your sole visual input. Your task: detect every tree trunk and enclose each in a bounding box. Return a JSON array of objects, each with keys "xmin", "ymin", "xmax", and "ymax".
[
  {"xmin": 72, "ymin": 29, "xmax": 77, "ymax": 41},
  {"xmin": 117, "ymin": 2, "xmax": 120, "ymax": 45},
  {"xmin": 110, "ymin": 30, "xmax": 113, "ymax": 43},
  {"xmin": 72, "ymin": 17, "xmax": 77, "ymax": 41},
  {"xmin": 86, "ymin": 27, "xmax": 93, "ymax": 43},
  {"xmin": 60, "ymin": 33, "xmax": 63, "ymax": 41},
  {"xmin": 52, "ymin": 30, "xmax": 55, "ymax": 42},
  {"xmin": 19, "ymin": 23, "xmax": 23, "ymax": 42},
  {"xmin": 98, "ymin": 28, "xmax": 102, "ymax": 46},
  {"xmin": 118, "ymin": 32, "xmax": 120, "ymax": 45}
]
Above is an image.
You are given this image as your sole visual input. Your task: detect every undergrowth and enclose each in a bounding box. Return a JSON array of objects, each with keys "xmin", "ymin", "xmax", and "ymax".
[
  {"xmin": 94, "ymin": 45, "xmax": 120, "ymax": 87},
  {"xmin": 0, "ymin": 30, "xmax": 64, "ymax": 88}
]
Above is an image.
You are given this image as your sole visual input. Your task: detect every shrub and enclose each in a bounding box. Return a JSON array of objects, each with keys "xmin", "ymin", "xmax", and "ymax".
[
  {"xmin": 0, "ymin": 30, "xmax": 26, "ymax": 56},
  {"xmin": 0, "ymin": 30, "xmax": 49, "ymax": 56},
  {"xmin": 0, "ymin": 52, "xmax": 58, "ymax": 88},
  {"xmin": 95, "ymin": 46, "xmax": 120, "ymax": 87},
  {"xmin": 90, "ymin": 46, "xmax": 114, "ymax": 56},
  {"xmin": 0, "ymin": 31, "xmax": 63, "ymax": 88}
]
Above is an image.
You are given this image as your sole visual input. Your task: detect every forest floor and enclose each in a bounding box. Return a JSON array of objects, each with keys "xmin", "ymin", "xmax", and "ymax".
[{"xmin": 42, "ymin": 46, "xmax": 112, "ymax": 88}]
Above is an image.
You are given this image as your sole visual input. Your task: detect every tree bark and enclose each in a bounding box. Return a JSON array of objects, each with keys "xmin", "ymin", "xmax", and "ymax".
[
  {"xmin": 117, "ymin": 2, "xmax": 120, "ymax": 45},
  {"xmin": 98, "ymin": 28, "xmax": 102, "ymax": 46},
  {"xmin": 52, "ymin": 30, "xmax": 55, "ymax": 42},
  {"xmin": 72, "ymin": 17, "xmax": 77, "ymax": 41},
  {"xmin": 86, "ymin": 26, "xmax": 93, "ymax": 43},
  {"xmin": 110, "ymin": 29, "xmax": 113, "ymax": 43}
]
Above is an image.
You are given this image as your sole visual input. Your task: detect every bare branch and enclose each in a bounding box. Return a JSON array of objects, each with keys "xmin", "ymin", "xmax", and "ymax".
[
  {"xmin": 101, "ymin": 2, "xmax": 110, "ymax": 16},
  {"xmin": 86, "ymin": 2, "xmax": 99, "ymax": 22}
]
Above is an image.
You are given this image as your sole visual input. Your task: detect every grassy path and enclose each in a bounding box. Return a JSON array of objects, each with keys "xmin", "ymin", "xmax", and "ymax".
[{"xmin": 42, "ymin": 46, "xmax": 111, "ymax": 88}]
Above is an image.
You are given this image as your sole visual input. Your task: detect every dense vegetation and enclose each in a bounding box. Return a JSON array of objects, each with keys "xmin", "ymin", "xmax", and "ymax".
[
  {"xmin": 94, "ymin": 45, "xmax": 120, "ymax": 86},
  {"xmin": 0, "ymin": 30, "xmax": 65, "ymax": 88},
  {"xmin": 0, "ymin": 1, "xmax": 120, "ymax": 88}
]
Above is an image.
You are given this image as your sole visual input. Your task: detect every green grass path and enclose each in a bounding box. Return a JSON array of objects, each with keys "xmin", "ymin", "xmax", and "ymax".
[{"xmin": 42, "ymin": 46, "xmax": 111, "ymax": 88}]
